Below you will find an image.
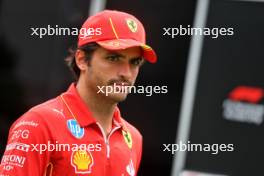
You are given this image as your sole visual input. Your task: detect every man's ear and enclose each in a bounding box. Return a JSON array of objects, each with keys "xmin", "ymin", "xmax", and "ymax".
[{"xmin": 75, "ymin": 49, "xmax": 87, "ymax": 71}]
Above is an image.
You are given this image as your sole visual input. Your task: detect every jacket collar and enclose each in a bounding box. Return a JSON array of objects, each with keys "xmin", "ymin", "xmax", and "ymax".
[{"xmin": 60, "ymin": 83, "xmax": 127, "ymax": 130}]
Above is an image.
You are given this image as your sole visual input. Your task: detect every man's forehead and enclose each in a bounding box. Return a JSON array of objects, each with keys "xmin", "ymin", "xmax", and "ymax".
[{"xmin": 101, "ymin": 47, "xmax": 143, "ymax": 58}]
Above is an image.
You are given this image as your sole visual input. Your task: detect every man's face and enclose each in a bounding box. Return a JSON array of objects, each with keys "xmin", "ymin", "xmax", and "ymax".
[{"xmin": 82, "ymin": 46, "xmax": 143, "ymax": 102}]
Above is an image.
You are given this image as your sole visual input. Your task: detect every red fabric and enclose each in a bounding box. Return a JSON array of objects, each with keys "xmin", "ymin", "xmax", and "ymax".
[
  {"xmin": 77, "ymin": 10, "xmax": 157, "ymax": 63},
  {"xmin": 0, "ymin": 83, "xmax": 142, "ymax": 176}
]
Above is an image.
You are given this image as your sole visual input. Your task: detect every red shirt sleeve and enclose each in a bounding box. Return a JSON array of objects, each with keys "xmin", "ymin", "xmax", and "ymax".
[{"xmin": 0, "ymin": 111, "xmax": 52, "ymax": 176}]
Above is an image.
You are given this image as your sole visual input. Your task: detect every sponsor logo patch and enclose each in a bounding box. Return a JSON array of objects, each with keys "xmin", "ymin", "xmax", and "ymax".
[
  {"xmin": 13, "ymin": 120, "xmax": 39, "ymax": 129},
  {"xmin": 1, "ymin": 155, "xmax": 26, "ymax": 168},
  {"xmin": 71, "ymin": 149, "xmax": 94, "ymax": 174},
  {"xmin": 67, "ymin": 119, "xmax": 84, "ymax": 139},
  {"xmin": 10, "ymin": 129, "xmax": 30, "ymax": 141},
  {"xmin": 6, "ymin": 142, "xmax": 30, "ymax": 152},
  {"xmin": 122, "ymin": 130, "xmax": 132, "ymax": 149}
]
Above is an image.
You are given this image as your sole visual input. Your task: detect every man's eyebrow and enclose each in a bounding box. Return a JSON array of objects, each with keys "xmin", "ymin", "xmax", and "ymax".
[
  {"xmin": 106, "ymin": 51, "xmax": 143, "ymax": 61},
  {"xmin": 130, "ymin": 56, "xmax": 143, "ymax": 60},
  {"xmin": 106, "ymin": 51, "xmax": 125, "ymax": 58}
]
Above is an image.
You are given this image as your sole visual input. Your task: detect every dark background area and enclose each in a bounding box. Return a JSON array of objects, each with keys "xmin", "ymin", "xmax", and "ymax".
[
  {"xmin": 185, "ymin": 0, "xmax": 264, "ymax": 176},
  {"xmin": 0, "ymin": 0, "xmax": 195, "ymax": 175}
]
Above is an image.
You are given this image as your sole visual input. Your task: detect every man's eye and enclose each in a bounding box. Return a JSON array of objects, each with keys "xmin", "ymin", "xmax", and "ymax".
[
  {"xmin": 106, "ymin": 55, "xmax": 120, "ymax": 62},
  {"xmin": 130, "ymin": 58, "xmax": 143, "ymax": 66}
]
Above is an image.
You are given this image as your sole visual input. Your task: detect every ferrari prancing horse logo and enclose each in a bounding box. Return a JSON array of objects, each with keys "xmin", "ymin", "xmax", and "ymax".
[
  {"xmin": 122, "ymin": 130, "xmax": 132, "ymax": 149},
  {"xmin": 126, "ymin": 19, "xmax": 137, "ymax": 33}
]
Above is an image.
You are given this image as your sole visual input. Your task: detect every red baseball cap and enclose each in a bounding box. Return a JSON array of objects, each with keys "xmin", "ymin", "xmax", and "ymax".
[{"xmin": 78, "ymin": 10, "xmax": 157, "ymax": 63}]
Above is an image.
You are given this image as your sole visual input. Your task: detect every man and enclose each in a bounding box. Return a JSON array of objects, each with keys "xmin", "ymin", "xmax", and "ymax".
[{"xmin": 0, "ymin": 10, "xmax": 157, "ymax": 176}]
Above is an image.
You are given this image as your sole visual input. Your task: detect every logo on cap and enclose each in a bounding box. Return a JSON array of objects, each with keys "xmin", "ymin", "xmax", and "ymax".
[
  {"xmin": 126, "ymin": 19, "xmax": 137, "ymax": 33},
  {"xmin": 67, "ymin": 119, "xmax": 84, "ymax": 139},
  {"xmin": 71, "ymin": 149, "xmax": 94, "ymax": 174},
  {"xmin": 104, "ymin": 41, "xmax": 120, "ymax": 47},
  {"xmin": 122, "ymin": 130, "xmax": 132, "ymax": 149}
]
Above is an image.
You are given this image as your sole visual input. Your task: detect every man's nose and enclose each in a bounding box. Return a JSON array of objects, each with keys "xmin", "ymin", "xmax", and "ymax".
[{"xmin": 117, "ymin": 62, "xmax": 132, "ymax": 79}]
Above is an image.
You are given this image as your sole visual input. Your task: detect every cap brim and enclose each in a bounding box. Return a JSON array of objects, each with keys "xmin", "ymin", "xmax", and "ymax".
[{"xmin": 97, "ymin": 39, "xmax": 157, "ymax": 63}]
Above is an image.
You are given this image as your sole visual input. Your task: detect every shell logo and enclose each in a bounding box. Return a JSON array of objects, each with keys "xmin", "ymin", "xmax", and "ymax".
[{"xmin": 71, "ymin": 150, "xmax": 94, "ymax": 174}]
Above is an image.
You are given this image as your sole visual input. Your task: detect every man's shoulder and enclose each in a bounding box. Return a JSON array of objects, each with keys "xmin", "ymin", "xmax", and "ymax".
[
  {"xmin": 11, "ymin": 96, "xmax": 64, "ymax": 129},
  {"xmin": 29, "ymin": 96, "xmax": 62, "ymax": 114}
]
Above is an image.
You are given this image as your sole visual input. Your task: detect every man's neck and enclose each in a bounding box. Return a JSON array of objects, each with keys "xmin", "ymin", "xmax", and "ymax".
[{"xmin": 76, "ymin": 81, "xmax": 117, "ymax": 135}]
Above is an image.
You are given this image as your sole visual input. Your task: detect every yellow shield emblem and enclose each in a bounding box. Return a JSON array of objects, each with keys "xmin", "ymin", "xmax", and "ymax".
[
  {"xmin": 122, "ymin": 130, "xmax": 133, "ymax": 149},
  {"xmin": 71, "ymin": 149, "xmax": 94, "ymax": 174},
  {"xmin": 126, "ymin": 19, "xmax": 137, "ymax": 33}
]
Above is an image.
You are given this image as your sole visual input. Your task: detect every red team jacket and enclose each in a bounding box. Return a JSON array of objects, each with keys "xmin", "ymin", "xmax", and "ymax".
[{"xmin": 0, "ymin": 84, "xmax": 142, "ymax": 176}]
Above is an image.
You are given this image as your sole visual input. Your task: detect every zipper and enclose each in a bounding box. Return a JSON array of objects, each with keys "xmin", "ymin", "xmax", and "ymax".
[{"xmin": 96, "ymin": 122, "xmax": 121, "ymax": 158}]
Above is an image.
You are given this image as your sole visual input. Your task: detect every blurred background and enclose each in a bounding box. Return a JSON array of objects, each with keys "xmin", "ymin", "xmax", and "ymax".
[{"xmin": 1, "ymin": 0, "xmax": 264, "ymax": 175}]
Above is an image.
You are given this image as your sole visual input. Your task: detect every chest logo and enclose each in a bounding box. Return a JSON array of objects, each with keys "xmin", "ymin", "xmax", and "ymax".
[
  {"xmin": 67, "ymin": 119, "xmax": 84, "ymax": 139},
  {"xmin": 126, "ymin": 159, "xmax": 135, "ymax": 176},
  {"xmin": 122, "ymin": 130, "xmax": 132, "ymax": 149},
  {"xmin": 71, "ymin": 149, "xmax": 94, "ymax": 174}
]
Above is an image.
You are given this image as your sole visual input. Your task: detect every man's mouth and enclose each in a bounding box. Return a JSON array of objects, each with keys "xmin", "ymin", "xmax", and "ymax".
[
  {"xmin": 113, "ymin": 82, "xmax": 130, "ymax": 86},
  {"xmin": 108, "ymin": 79, "xmax": 132, "ymax": 87}
]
